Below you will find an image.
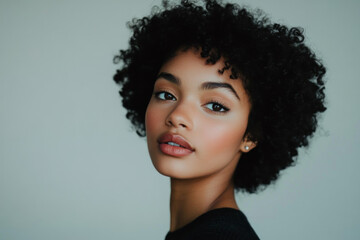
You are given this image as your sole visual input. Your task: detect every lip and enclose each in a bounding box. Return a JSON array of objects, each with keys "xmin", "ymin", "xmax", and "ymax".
[{"xmin": 157, "ymin": 133, "xmax": 195, "ymax": 157}]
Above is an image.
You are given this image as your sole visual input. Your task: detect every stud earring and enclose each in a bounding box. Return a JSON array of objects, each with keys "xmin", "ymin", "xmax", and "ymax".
[{"xmin": 244, "ymin": 146, "xmax": 249, "ymax": 150}]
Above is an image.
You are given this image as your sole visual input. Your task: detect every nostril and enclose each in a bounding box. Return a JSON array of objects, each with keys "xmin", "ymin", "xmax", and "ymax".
[
  {"xmin": 166, "ymin": 119, "xmax": 173, "ymax": 127},
  {"xmin": 165, "ymin": 107, "xmax": 192, "ymax": 129},
  {"xmin": 166, "ymin": 119, "xmax": 188, "ymax": 128}
]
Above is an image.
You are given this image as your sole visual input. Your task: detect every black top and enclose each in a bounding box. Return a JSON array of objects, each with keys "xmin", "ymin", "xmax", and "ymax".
[{"xmin": 165, "ymin": 208, "xmax": 260, "ymax": 240}]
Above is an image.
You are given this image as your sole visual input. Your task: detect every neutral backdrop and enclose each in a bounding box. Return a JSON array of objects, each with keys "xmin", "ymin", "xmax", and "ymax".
[{"xmin": 1, "ymin": 0, "xmax": 359, "ymax": 239}]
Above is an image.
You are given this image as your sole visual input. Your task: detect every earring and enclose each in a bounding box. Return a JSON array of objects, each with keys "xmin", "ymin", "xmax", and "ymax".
[{"xmin": 244, "ymin": 146, "xmax": 249, "ymax": 150}]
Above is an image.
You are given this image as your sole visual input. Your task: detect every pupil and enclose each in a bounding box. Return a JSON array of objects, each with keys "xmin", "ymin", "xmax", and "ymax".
[{"xmin": 214, "ymin": 104, "xmax": 220, "ymax": 111}]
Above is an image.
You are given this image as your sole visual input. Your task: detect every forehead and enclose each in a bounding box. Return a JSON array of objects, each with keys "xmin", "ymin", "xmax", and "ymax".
[
  {"xmin": 157, "ymin": 49, "xmax": 248, "ymax": 98},
  {"xmin": 159, "ymin": 49, "xmax": 231, "ymax": 82}
]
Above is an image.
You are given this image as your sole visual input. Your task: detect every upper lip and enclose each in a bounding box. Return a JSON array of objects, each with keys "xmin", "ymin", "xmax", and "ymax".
[{"xmin": 157, "ymin": 133, "xmax": 195, "ymax": 151}]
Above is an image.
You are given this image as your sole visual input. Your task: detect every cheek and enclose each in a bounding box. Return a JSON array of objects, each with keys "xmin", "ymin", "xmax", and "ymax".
[
  {"xmin": 199, "ymin": 117, "xmax": 247, "ymax": 156},
  {"xmin": 145, "ymin": 104, "xmax": 162, "ymax": 160},
  {"xmin": 145, "ymin": 103, "xmax": 162, "ymax": 135}
]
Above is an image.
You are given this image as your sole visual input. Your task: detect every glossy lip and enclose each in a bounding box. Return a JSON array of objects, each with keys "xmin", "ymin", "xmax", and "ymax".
[{"xmin": 157, "ymin": 133, "xmax": 195, "ymax": 157}]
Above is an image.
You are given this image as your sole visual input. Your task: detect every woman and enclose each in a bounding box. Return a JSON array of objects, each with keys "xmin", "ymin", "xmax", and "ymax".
[{"xmin": 113, "ymin": 0, "xmax": 326, "ymax": 239}]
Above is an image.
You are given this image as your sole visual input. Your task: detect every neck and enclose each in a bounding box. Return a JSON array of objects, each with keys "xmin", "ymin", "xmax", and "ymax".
[{"xmin": 169, "ymin": 174, "xmax": 238, "ymax": 232}]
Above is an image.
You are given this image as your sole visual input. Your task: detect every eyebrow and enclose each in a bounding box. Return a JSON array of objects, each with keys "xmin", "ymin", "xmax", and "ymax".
[
  {"xmin": 156, "ymin": 72, "xmax": 180, "ymax": 85},
  {"xmin": 201, "ymin": 82, "xmax": 240, "ymax": 100},
  {"xmin": 156, "ymin": 72, "xmax": 240, "ymax": 100}
]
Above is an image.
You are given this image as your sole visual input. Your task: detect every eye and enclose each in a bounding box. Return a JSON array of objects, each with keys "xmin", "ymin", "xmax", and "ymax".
[
  {"xmin": 205, "ymin": 102, "xmax": 229, "ymax": 113},
  {"xmin": 155, "ymin": 91, "xmax": 176, "ymax": 101}
]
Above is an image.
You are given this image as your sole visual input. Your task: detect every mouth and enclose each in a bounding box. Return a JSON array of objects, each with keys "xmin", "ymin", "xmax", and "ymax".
[
  {"xmin": 157, "ymin": 133, "xmax": 194, "ymax": 151},
  {"xmin": 157, "ymin": 133, "xmax": 194, "ymax": 157},
  {"xmin": 166, "ymin": 141, "xmax": 185, "ymax": 147}
]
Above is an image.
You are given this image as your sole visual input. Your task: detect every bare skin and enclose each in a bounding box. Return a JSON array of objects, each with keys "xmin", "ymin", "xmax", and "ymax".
[
  {"xmin": 169, "ymin": 155, "xmax": 240, "ymax": 231},
  {"xmin": 145, "ymin": 48, "xmax": 256, "ymax": 232}
]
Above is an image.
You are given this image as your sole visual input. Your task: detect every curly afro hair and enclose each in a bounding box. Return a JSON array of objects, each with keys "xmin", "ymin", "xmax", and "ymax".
[{"xmin": 113, "ymin": 0, "xmax": 326, "ymax": 193}]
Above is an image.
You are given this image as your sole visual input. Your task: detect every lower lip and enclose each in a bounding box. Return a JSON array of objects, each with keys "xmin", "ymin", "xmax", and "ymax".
[{"xmin": 159, "ymin": 143, "xmax": 193, "ymax": 157}]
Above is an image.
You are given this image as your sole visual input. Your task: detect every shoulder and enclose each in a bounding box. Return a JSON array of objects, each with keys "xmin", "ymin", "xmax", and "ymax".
[
  {"xmin": 201, "ymin": 208, "xmax": 260, "ymax": 240},
  {"xmin": 165, "ymin": 208, "xmax": 260, "ymax": 240}
]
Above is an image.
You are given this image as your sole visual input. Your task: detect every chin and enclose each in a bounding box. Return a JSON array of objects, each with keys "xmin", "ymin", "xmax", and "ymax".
[{"xmin": 151, "ymin": 158, "xmax": 195, "ymax": 179}]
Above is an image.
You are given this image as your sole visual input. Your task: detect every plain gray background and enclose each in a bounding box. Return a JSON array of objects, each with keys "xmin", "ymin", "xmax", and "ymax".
[{"xmin": 1, "ymin": 0, "xmax": 359, "ymax": 239}]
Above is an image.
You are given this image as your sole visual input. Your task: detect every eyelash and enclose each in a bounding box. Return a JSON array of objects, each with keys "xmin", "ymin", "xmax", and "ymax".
[
  {"xmin": 154, "ymin": 91, "xmax": 177, "ymax": 101},
  {"xmin": 154, "ymin": 91, "xmax": 230, "ymax": 114},
  {"xmin": 205, "ymin": 101, "xmax": 229, "ymax": 113}
]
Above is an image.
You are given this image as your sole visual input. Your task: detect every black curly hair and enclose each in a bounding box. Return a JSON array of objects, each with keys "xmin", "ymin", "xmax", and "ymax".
[{"xmin": 113, "ymin": 0, "xmax": 326, "ymax": 193}]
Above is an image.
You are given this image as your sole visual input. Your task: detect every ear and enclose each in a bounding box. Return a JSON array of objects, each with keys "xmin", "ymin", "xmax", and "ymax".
[{"xmin": 239, "ymin": 136, "xmax": 257, "ymax": 153}]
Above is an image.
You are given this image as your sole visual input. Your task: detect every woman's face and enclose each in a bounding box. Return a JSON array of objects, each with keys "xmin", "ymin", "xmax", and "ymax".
[{"xmin": 145, "ymin": 49, "xmax": 252, "ymax": 180}]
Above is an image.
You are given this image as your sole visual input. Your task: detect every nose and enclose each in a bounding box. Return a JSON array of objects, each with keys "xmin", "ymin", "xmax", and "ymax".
[{"xmin": 165, "ymin": 100, "xmax": 193, "ymax": 130}]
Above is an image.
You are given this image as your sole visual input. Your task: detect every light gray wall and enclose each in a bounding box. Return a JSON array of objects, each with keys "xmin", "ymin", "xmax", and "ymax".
[{"xmin": 0, "ymin": 0, "xmax": 359, "ymax": 239}]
